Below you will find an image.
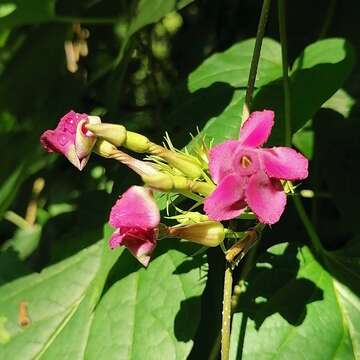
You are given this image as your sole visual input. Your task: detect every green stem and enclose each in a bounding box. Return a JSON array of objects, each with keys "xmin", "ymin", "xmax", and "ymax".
[
  {"xmin": 318, "ymin": 0, "xmax": 337, "ymax": 39},
  {"xmin": 278, "ymin": 0, "xmax": 323, "ymax": 255},
  {"xmin": 219, "ymin": 2, "xmax": 272, "ymax": 358},
  {"xmin": 293, "ymin": 196, "xmax": 323, "ymax": 254},
  {"xmin": 54, "ymin": 16, "xmax": 119, "ymax": 24},
  {"xmin": 221, "ymin": 265, "xmax": 233, "ymax": 360},
  {"xmin": 278, "ymin": 0, "xmax": 291, "ymax": 147},
  {"xmin": 241, "ymin": 0, "xmax": 272, "ymax": 124}
]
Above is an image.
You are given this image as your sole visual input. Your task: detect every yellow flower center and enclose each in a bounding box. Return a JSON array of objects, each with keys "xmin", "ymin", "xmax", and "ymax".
[{"xmin": 240, "ymin": 155, "xmax": 252, "ymax": 168}]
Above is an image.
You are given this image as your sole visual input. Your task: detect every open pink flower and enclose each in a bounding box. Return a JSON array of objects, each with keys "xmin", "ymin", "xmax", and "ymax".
[
  {"xmin": 109, "ymin": 186, "xmax": 160, "ymax": 267},
  {"xmin": 204, "ymin": 110, "xmax": 308, "ymax": 224},
  {"xmin": 40, "ymin": 110, "xmax": 101, "ymax": 170}
]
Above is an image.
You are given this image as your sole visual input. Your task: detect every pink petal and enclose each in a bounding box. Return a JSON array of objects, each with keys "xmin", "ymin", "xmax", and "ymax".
[
  {"xmin": 40, "ymin": 110, "xmax": 93, "ymax": 170},
  {"xmin": 75, "ymin": 117, "xmax": 99, "ymax": 160},
  {"xmin": 204, "ymin": 174, "xmax": 247, "ymax": 221},
  {"xmin": 109, "ymin": 186, "xmax": 160, "ymax": 229},
  {"xmin": 57, "ymin": 110, "xmax": 87, "ymax": 134},
  {"xmin": 245, "ymin": 171, "xmax": 286, "ymax": 224},
  {"xmin": 261, "ymin": 147, "xmax": 308, "ymax": 180},
  {"xmin": 239, "ymin": 110, "xmax": 274, "ymax": 148},
  {"xmin": 40, "ymin": 129, "xmax": 72, "ymax": 154},
  {"xmin": 109, "ymin": 228, "xmax": 156, "ymax": 267},
  {"xmin": 208, "ymin": 140, "xmax": 240, "ymax": 184}
]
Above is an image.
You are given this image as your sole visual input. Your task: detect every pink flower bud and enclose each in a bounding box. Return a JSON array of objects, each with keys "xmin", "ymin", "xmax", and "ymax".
[
  {"xmin": 40, "ymin": 111, "xmax": 101, "ymax": 170},
  {"xmin": 108, "ymin": 186, "xmax": 160, "ymax": 267}
]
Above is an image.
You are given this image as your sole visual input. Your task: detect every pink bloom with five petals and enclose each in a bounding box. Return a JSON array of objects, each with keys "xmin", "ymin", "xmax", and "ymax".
[
  {"xmin": 40, "ymin": 110, "xmax": 101, "ymax": 170},
  {"xmin": 109, "ymin": 186, "xmax": 160, "ymax": 267},
  {"xmin": 204, "ymin": 110, "xmax": 308, "ymax": 224}
]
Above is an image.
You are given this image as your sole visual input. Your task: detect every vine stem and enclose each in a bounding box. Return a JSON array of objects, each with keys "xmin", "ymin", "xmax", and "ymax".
[
  {"xmin": 241, "ymin": 0, "xmax": 272, "ymax": 123},
  {"xmin": 220, "ymin": 2, "xmax": 272, "ymax": 359},
  {"xmin": 221, "ymin": 265, "xmax": 233, "ymax": 360},
  {"xmin": 278, "ymin": 0, "xmax": 292, "ymax": 147},
  {"xmin": 277, "ymin": 0, "xmax": 323, "ymax": 255}
]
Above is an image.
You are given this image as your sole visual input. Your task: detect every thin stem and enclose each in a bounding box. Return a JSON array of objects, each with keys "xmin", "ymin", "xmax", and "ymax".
[
  {"xmin": 219, "ymin": 2, "xmax": 272, "ymax": 358},
  {"xmin": 278, "ymin": 0, "xmax": 291, "ymax": 147},
  {"xmin": 221, "ymin": 265, "xmax": 233, "ymax": 360},
  {"xmin": 241, "ymin": 0, "xmax": 272, "ymax": 124},
  {"xmin": 293, "ymin": 196, "xmax": 323, "ymax": 254},
  {"xmin": 318, "ymin": 0, "xmax": 337, "ymax": 39},
  {"xmin": 54, "ymin": 16, "xmax": 119, "ymax": 24},
  {"xmin": 278, "ymin": 1, "xmax": 324, "ymax": 255}
]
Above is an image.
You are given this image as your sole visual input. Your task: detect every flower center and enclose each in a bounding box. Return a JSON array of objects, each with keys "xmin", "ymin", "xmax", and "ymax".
[{"xmin": 240, "ymin": 155, "xmax": 252, "ymax": 168}]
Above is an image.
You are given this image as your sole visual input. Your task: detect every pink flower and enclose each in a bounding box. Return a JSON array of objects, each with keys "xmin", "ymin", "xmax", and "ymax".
[
  {"xmin": 40, "ymin": 110, "xmax": 101, "ymax": 170},
  {"xmin": 204, "ymin": 110, "xmax": 308, "ymax": 224},
  {"xmin": 109, "ymin": 186, "xmax": 160, "ymax": 267}
]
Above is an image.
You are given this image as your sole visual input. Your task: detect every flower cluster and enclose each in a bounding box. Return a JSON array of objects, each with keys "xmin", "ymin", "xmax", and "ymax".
[{"xmin": 41, "ymin": 109, "xmax": 308, "ymax": 266}]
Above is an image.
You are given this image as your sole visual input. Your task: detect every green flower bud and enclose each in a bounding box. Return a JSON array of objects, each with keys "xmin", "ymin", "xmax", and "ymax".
[
  {"xmin": 94, "ymin": 139, "xmax": 117, "ymax": 158},
  {"xmin": 124, "ymin": 131, "xmax": 151, "ymax": 153},
  {"xmin": 149, "ymin": 143, "xmax": 203, "ymax": 179},
  {"xmin": 141, "ymin": 172, "xmax": 174, "ymax": 192},
  {"xmin": 169, "ymin": 221, "xmax": 225, "ymax": 247},
  {"xmin": 86, "ymin": 122, "xmax": 126, "ymax": 147}
]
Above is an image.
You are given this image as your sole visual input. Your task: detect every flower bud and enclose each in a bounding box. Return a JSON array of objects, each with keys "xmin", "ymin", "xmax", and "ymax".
[
  {"xmin": 189, "ymin": 180, "xmax": 215, "ymax": 196},
  {"xmin": 124, "ymin": 131, "xmax": 151, "ymax": 153},
  {"xmin": 169, "ymin": 221, "xmax": 225, "ymax": 247},
  {"xmin": 40, "ymin": 111, "xmax": 100, "ymax": 171},
  {"xmin": 94, "ymin": 139, "xmax": 117, "ymax": 158},
  {"xmin": 141, "ymin": 172, "xmax": 174, "ymax": 192},
  {"xmin": 85, "ymin": 123, "xmax": 127, "ymax": 147},
  {"xmin": 149, "ymin": 144, "xmax": 203, "ymax": 179}
]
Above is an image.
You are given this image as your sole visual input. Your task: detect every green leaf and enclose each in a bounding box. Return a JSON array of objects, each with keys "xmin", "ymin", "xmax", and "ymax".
[
  {"xmin": 191, "ymin": 90, "xmax": 245, "ymax": 146},
  {"xmin": 0, "ymin": 225, "xmax": 206, "ymax": 359},
  {"xmin": 85, "ymin": 241, "xmax": 206, "ymax": 359},
  {"xmin": 188, "ymin": 38, "xmax": 282, "ymax": 92},
  {"xmin": 0, "ymin": 0, "xmax": 56, "ymax": 27},
  {"xmin": 1, "ymin": 225, "xmax": 41, "ymax": 260},
  {"xmin": 0, "ymin": 224, "xmax": 121, "ymax": 359},
  {"xmin": 322, "ymin": 88, "xmax": 355, "ymax": 118},
  {"xmin": 253, "ymin": 38, "xmax": 355, "ymax": 145},
  {"xmin": 292, "ymin": 120, "xmax": 314, "ymax": 159},
  {"xmin": 0, "ymin": 160, "xmax": 27, "ymax": 220},
  {"xmin": 230, "ymin": 243, "xmax": 360, "ymax": 359}
]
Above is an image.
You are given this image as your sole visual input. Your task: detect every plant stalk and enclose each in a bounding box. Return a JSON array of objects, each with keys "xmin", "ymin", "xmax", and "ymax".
[
  {"xmin": 220, "ymin": 2, "xmax": 273, "ymax": 359},
  {"xmin": 278, "ymin": 0, "xmax": 291, "ymax": 147},
  {"xmin": 242, "ymin": 0, "xmax": 272, "ymax": 123},
  {"xmin": 278, "ymin": 0, "xmax": 323, "ymax": 255},
  {"xmin": 221, "ymin": 265, "xmax": 233, "ymax": 360}
]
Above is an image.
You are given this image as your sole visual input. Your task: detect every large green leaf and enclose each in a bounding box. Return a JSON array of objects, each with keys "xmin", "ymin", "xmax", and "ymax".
[
  {"xmin": 230, "ymin": 243, "xmax": 360, "ymax": 359},
  {"xmin": 190, "ymin": 90, "xmax": 245, "ymax": 146},
  {"xmin": 188, "ymin": 38, "xmax": 282, "ymax": 92},
  {"xmin": 0, "ymin": 230, "xmax": 120, "ymax": 358},
  {"xmin": 253, "ymin": 38, "xmax": 355, "ymax": 145},
  {"xmin": 0, "ymin": 226, "xmax": 205, "ymax": 359},
  {"xmin": 85, "ymin": 241, "xmax": 206, "ymax": 360}
]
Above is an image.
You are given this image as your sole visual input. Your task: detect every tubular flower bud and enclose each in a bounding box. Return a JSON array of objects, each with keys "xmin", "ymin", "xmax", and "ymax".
[
  {"xmin": 141, "ymin": 172, "xmax": 174, "ymax": 192},
  {"xmin": 124, "ymin": 131, "xmax": 151, "ymax": 153},
  {"xmin": 168, "ymin": 221, "xmax": 225, "ymax": 247},
  {"xmin": 142, "ymin": 172, "xmax": 214, "ymax": 196},
  {"xmin": 94, "ymin": 139, "xmax": 117, "ymax": 157},
  {"xmin": 85, "ymin": 123, "xmax": 127, "ymax": 147},
  {"xmin": 149, "ymin": 143, "xmax": 203, "ymax": 179},
  {"xmin": 40, "ymin": 111, "xmax": 101, "ymax": 170},
  {"xmin": 95, "ymin": 140, "xmax": 160, "ymax": 178}
]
